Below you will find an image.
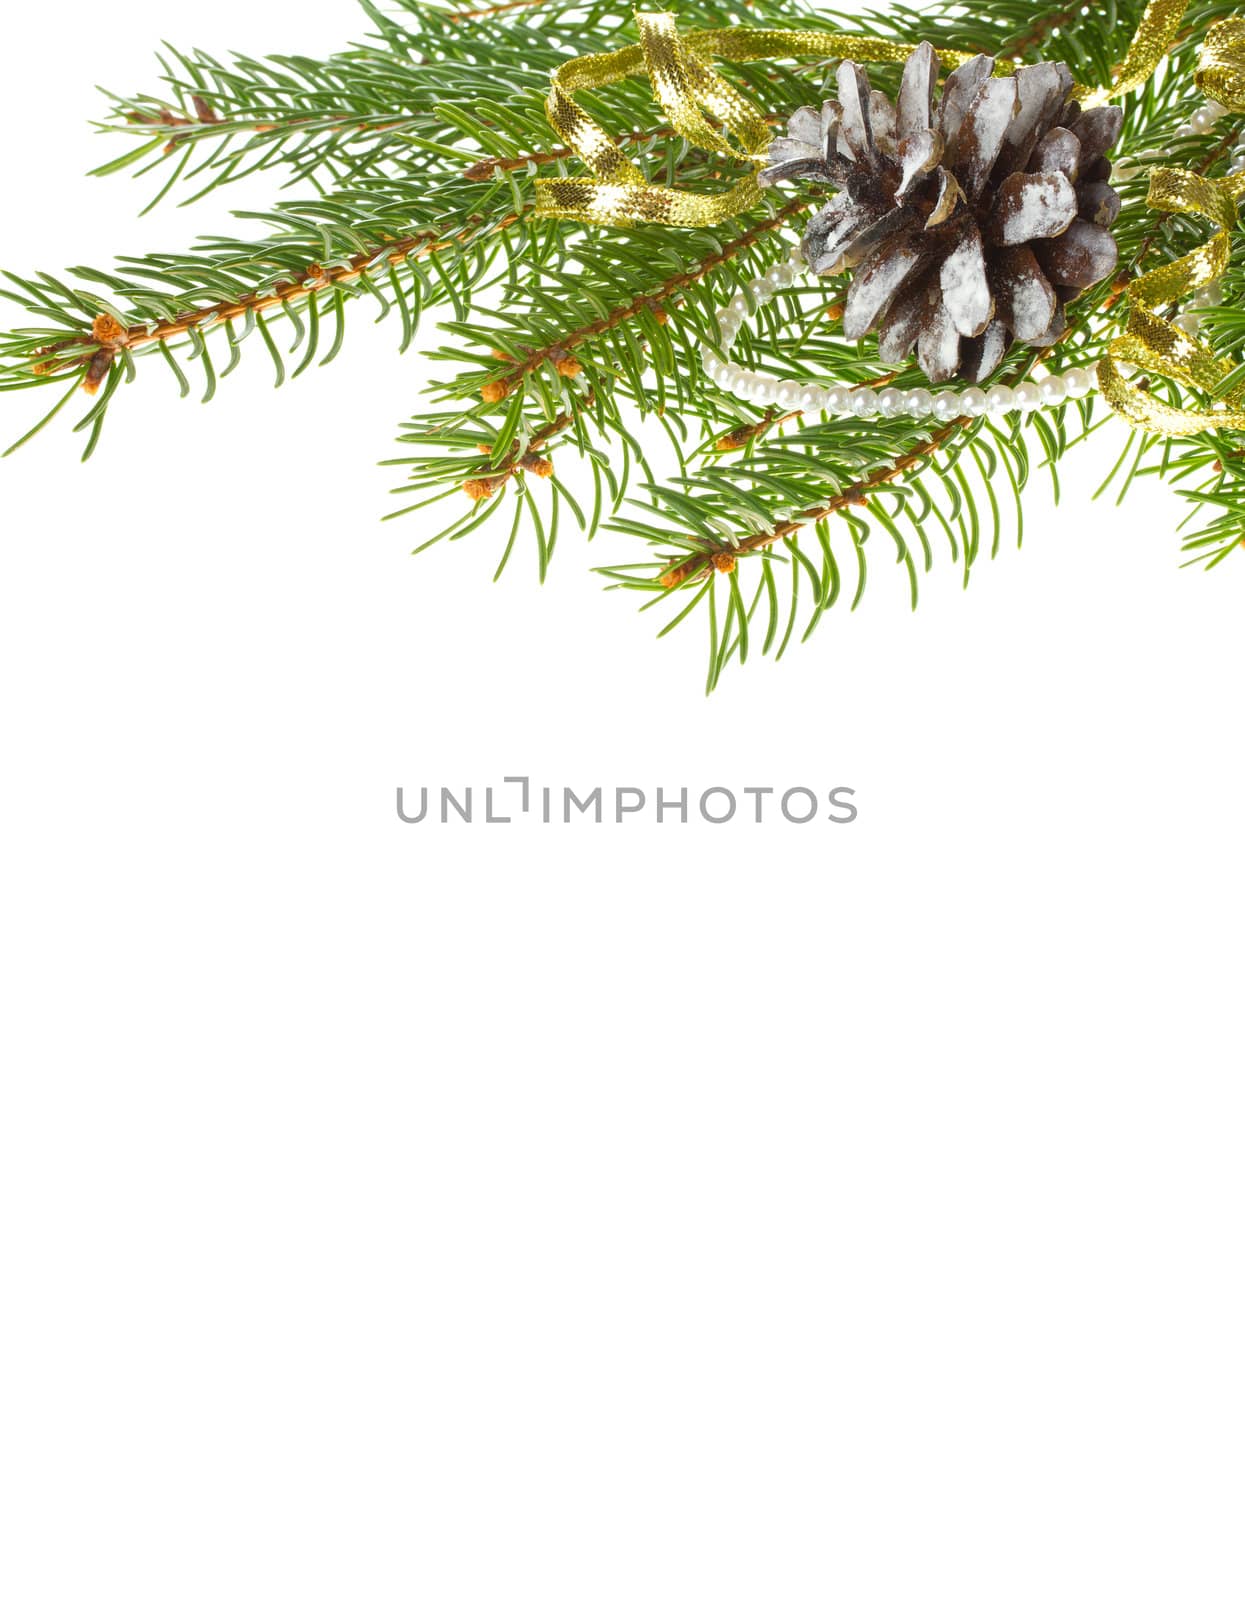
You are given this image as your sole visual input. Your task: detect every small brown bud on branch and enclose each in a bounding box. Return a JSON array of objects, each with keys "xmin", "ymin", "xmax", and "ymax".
[
  {"xmin": 83, "ymin": 349, "xmax": 115, "ymax": 396},
  {"xmin": 91, "ymin": 314, "xmax": 128, "ymax": 346}
]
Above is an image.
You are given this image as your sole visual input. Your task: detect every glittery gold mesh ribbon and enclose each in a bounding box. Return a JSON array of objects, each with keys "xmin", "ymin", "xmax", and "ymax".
[
  {"xmin": 537, "ymin": 2, "xmax": 1245, "ymax": 439},
  {"xmin": 1193, "ymin": 13, "xmax": 1245, "ymax": 105},
  {"xmin": 1079, "ymin": 0, "xmax": 1189, "ymax": 106},
  {"xmin": 1098, "ymin": 19, "xmax": 1245, "ymax": 434},
  {"xmin": 536, "ymin": 18, "xmax": 983, "ymax": 227},
  {"xmin": 535, "ymin": 0, "xmax": 1191, "ymax": 226}
]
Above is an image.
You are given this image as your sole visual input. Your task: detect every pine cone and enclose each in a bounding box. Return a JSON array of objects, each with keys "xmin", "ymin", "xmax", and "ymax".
[{"xmin": 759, "ymin": 44, "xmax": 1122, "ymax": 384}]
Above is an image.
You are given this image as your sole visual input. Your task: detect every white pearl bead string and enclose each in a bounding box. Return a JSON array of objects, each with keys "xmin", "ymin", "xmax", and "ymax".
[
  {"xmin": 701, "ymin": 93, "xmax": 1242, "ymax": 407},
  {"xmin": 1113, "ymin": 96, "xmax": 1232, "ymax": 181},
  {"xmin": 699, "ymin": 245, "xmax": 1099, "ymax": 421}
]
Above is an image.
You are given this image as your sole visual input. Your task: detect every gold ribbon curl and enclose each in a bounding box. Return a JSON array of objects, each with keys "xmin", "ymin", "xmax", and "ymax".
[
  {"xmin": 1081, "ymin": 0, "xmax": 1189, "ymax": 105},
  {"xmin": 1195, "ymin": 14, "xmax": 1245, "ymax": 106},
  {"xmin": 537, "ymin": 2, "xmax": 1245, "ymax": 439},
  {"xmin": 535, "ymin": 0, "xmax": 1190, "ymax": 227},
  {"xmin": 1098, "ymin": 18, "xmax": 1245, "ymax": 434},
  {"xmin": 537, "ymin": 18, "xmax": 985, "ymax": 228}
]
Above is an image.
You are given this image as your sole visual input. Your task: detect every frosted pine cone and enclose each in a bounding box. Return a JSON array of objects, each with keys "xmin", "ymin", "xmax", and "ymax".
[{"xmin": 759, "ymin": 44, "xmax": 1122, "ymax": 383}]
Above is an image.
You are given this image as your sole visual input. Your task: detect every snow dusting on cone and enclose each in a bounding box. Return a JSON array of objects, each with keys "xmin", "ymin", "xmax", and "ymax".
[{"xmin": 759, "ymin": 44, "xmax": 1122, "ymax": 383}]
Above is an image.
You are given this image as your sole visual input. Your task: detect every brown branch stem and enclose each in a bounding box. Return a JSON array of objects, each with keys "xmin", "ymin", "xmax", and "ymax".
[
  {"xmin": 464, "ymin": 114, "xmax": 782, "ymax": 181},
  {"xmin": 485, "ymin": 197, "xmax": 810, "ymax": 396},
  {"xmin": 34, "ymin": 213, "xmax": 522, "ymax": 389},
  {"xmin": 462, "ymin": 405, "xmax": 582, "ymax": 498},
  {"xmin": 662, "ymin": 422, "xmax": 966, "ymax": 586},
  {"xmin": 128, "ymin": 103, "xmax": 415, "ymax": 143},
  {"xmin": 999, "ymin": 9, "xmax": 1078, "ymax": 58},
  {"xmin": 445, "ymin": 0, "xmax": 553, "ymax": 20}
]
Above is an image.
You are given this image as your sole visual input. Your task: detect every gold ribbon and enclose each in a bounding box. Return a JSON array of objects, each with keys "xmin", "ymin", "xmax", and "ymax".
[
  {"xmin": 536, "ymin": 18, "xmax": 984, "ymax": 227},
  {"xmin": 1079, "ymin": 0, "xmax": 1188, "ymax": 106},
  {"xmin": 536, "ymin": 2, "xmax": 1245, "ymax": 439},
  {"xmin": 535, "ymin": 0, "xmax": 1191, "ymax": 227},
  {"xmin": 1098, "ymin": 18, "xmax": 1245, "ymax": 434},
  {"xmin": 1194, "ymin": 14, "xmax": 1245, "ymax": 105}
]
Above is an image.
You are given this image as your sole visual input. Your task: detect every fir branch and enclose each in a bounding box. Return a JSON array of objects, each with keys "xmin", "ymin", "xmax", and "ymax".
[
  {"xmin": 445, "ymin": 0, "xmax": 560, "ymax": 20},
  {"xmin": 659, "ymin": 422, "xmax": 967, "ymax": 585},
  {"xmin": 461, "ymin": 407, "xmax": 581, "ymax": 498},
  {"xmin": 24, "ymin": 213, "xmax": 521, "ymax": 386},
  {"xmin": 997, "ymin": 8, "xmax": 1079, "ymax": 59},
  {"xmin": 481, "ymin": 198, "xmax": 809, "ymax": 397},
  {"xmin": 462, "ymin": 114, "xmax": 782, "ymax": 181},
  {"xmin": 6, "ymin": 0, "xmax": 1245, "ymax": 683}
]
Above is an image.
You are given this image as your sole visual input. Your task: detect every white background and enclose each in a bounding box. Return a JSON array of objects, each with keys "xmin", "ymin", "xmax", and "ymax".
[{"xmin": 2, "ymin": 4, "xmax": 1243, "ymax": 1596}]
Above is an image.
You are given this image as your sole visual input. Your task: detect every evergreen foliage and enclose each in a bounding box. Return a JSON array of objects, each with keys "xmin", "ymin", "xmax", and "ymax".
[{"xmin": 3, "ymin": 0, "xmax": 1244, "ymax": 684}]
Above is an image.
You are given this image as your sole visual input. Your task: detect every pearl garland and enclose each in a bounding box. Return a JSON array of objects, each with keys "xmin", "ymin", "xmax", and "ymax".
[
  {"xmin": 699, "ymin": 244, "xmax": 1099, "ymax": 420},
  {"xmin": 701, "ymin": 93, "xmax": 1243, "ymax": 407},
  {"xmin": 1115, "ymin": 96, "xmax": 1233, "ymax": 180}
]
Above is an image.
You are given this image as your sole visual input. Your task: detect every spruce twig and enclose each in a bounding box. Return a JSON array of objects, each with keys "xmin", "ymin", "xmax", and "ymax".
[{"xmin": 3, "ymin": 0, "xmax": 1245, "ymax": 682}]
